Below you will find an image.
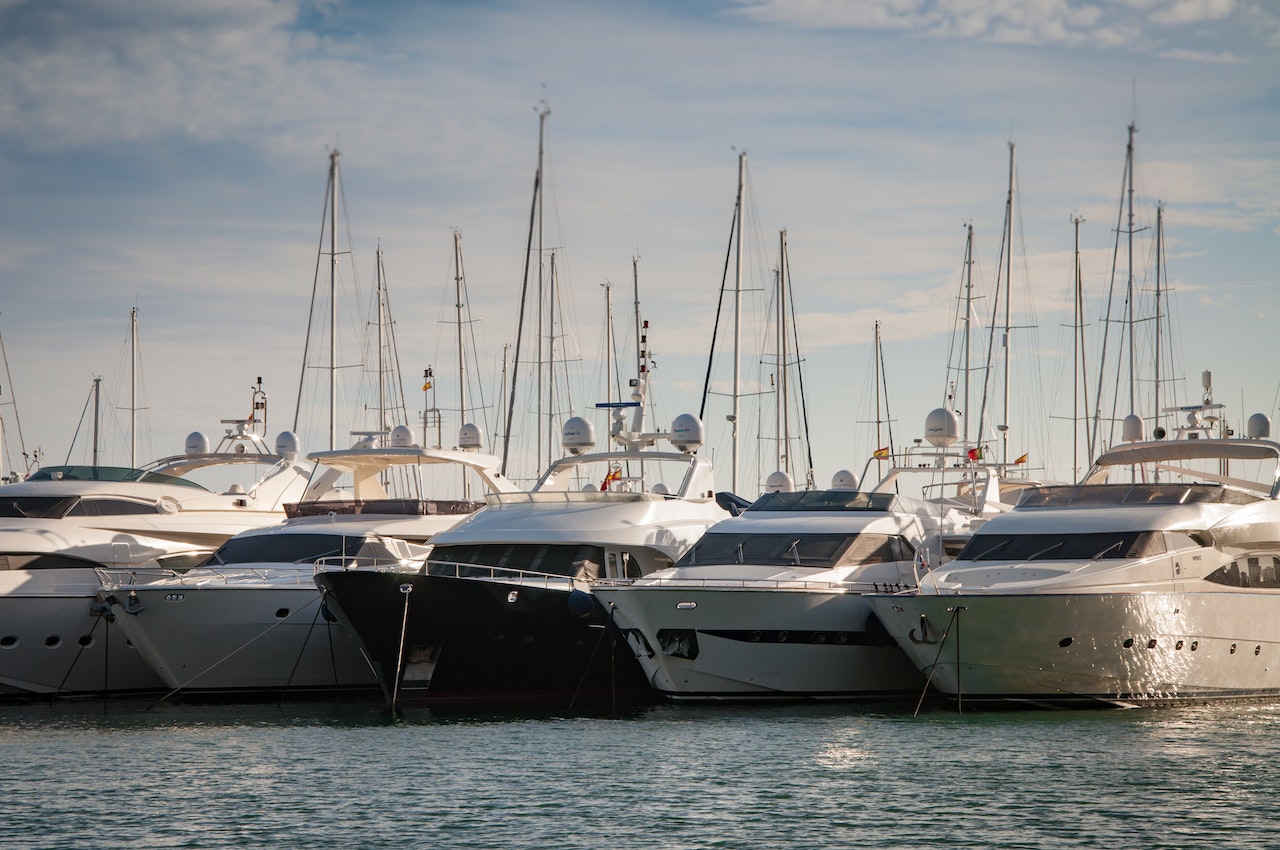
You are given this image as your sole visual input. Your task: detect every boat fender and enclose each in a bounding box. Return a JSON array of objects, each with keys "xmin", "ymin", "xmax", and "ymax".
[{"xmin": 567, "ymin": 589, "xmax": 595, "ymax": 620}]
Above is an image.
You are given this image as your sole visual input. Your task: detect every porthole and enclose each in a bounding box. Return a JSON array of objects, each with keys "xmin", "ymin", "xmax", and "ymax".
[
  {"xmin": 275, "ymin": 608, "xmax": 290, "ymax": 619},
  {"xmin": 78, "ymin": 635, "xmax": 94, "ymax": 648},
  {"xmin": 1123, "ymin": 638, "xmax": 1135, "ymax": 648},
  {"xmin": 835, "ymin": 633, "xmax": 848, "ymax": 644},
  {"xmin": 1230, "ymin": 643, "xmax": 1238, "ymax": 654},
  {"xmin": 1175, "ymin": 640, "xmax": 1184, "ymax": 650},
  {"xmin": 750, "ymin": 631, "xmax": 761, "ymax": 642},
  {"xmin": 0, "ymin": 635, "xmax": 16, "ymax": 649},
  {"xmin": 1190, "ymin": 641, "xmax": 1199, "ymax": 651},
  {"xmin": 1256, "ymin": 645, "xmax": 1262, "ymax": 656},
  {"xmin": 1147, "ymin": 639, "xmax": 1158, "ymax": 649},
  {"xmin": 1059, "ymin": 637, "xmax": 1073, "ymax": 648},
  {"xmin": 45, "ymin": 636, "xmax": 62, "ymax": 649},
  {"xmin": 777, "ymin": 631, "xmax": 789, "ymax": 643},
  {"xmin": 814, "ymin": 632, "xmax": 827, "ymax": 644}
]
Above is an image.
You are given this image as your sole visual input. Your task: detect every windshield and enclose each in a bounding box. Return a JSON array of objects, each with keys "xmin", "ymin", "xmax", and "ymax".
[
  {"xmin": 26, "ymin": 466, "xmax": 206, "ymax": 489},
  {"xmin": 676, "ymin": 532, "xmax": 912, "ymax": 568},
  {"xmin": 206, "ymin": 533, "xmax": 405, "ymax": 566},
  {"xmin": 957, "ymin": 530, "xmax": 1167, "ymax": 562}
]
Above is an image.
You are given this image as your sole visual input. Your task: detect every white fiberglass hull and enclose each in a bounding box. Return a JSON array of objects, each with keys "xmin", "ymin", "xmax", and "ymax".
[
  {"xmin": 595, "ymin": 584, "xmax": 925, "ymax": 702},
  {"xmin": 103, "ymin": 573, "xmax": 378, "ymax": 695},
  {"xmin": 869, "ymin": 590, "xmax": 1280, "ymax": 707},
  {"xmin": 0, "ymin": 569, "xmax": 167, "ymax": 697}
]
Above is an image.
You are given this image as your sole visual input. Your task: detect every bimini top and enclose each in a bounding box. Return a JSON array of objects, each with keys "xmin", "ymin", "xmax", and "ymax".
[{"xmin": 1082, "ymin": 437, "xmax": 1280, "ymax": 499}]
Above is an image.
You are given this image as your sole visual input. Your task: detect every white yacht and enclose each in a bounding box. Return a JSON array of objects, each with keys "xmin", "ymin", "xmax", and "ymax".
[
  {"xmin": 0, "ymin": 416, "xmax": 313, "ymax": 698},
  {"xmin": 591, "ymin": 409, "xmax": 1006, "ymax": 703},
  {"xmin": 315, "ymin": 381, "xmax": 731, "ymax": 708},
  {"xmin": 869, "ymin": 401, "xmax": 1280, "ymax": 708},
  {"xmin": 98, "ymin": 425, "xmax": 518, "ymax": 697}
]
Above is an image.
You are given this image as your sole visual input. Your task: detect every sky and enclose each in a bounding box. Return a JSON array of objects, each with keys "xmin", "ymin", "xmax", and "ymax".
[{"xmin": 0, "ymin": 0, "xmax": 1277, "ymax": 495}]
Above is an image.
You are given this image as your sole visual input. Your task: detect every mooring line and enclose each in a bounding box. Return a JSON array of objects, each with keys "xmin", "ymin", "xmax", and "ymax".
[{"xmin": 913, "ymin": 605, "xmax": 964, "ymax": 717}]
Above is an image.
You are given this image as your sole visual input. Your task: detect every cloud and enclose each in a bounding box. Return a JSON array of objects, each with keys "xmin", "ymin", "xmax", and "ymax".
[{"xmin": 725, "ymin": 0, "xmax": 1272, "ymax": 55}]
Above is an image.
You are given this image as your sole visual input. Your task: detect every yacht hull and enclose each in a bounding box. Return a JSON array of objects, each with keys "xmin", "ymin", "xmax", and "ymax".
[
  {"xmin": 595, "ymin": 584, "xmax": 924, "ymax": 702},
  {"xmin": 0, "ymin": 570, "xmax": 165, "ymax": 697},
  {"xmin": 316, "ymin": 569, "xmax": 657, "ymax": 708},
  {"xmin": 102, "ymin": 582, "xmax": 378, "ymax": 696},
  {"xmin": 869, "ymin": 591, "xmax": 1280, "ymax": 707}
]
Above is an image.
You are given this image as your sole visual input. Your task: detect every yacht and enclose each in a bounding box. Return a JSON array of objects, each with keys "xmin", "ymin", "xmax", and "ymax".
[
  {"xmin": 592, "ymin": 410, "xmax": 1004, "ymax": 703},
  {"xmin": 315, "ymin": 379, "xmax": 730, "ymax": 709},
  {"xmin": 0, "ymin": 416, "xmax": 313, "ymax": 697},
  {"xmin": 868, "ymin": 400, "xmax": 1280, "ymax": 707},
  {"xmin": 97, "ymin": 425, "xmax": 518, "ymax": 697}
]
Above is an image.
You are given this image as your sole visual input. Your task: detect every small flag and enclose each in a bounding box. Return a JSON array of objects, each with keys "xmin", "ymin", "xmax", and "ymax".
[
  {"xmin": 600, "ymin": 468, "xmax": 622, "ymax": 491},
  {"xmin": 872, "ymin": 446, "xmax": 890, "ymax": 459},
  {"xmin": 422, "ymin": 380, "xmax": 432, "ymax": 391},
  {"xmin": 967, "ymin": 446, "xmax": 983, "ymax": 461},
  {"xmin": 1014, "ymin": 452, "xmax": 1028, "ymax": 465}
]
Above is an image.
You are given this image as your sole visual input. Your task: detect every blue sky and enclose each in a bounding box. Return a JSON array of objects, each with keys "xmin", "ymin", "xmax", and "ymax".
[{"xmin": 0, "ymin": 0, "xmax": 1276, "ymax": 493}]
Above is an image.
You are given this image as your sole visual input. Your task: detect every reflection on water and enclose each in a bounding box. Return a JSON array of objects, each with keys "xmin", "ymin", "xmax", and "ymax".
[{"xmin": 3, "ymin": 699, "xmax": 1280, "ymax": 848}]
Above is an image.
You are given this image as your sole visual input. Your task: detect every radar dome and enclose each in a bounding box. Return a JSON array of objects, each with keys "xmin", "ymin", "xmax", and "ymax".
[
  {"xmin": 1248, "ymin": 413, "xmax": 1271, "ymax": 439},
  {"xmin": 765, "ymin": 471, "xmax": 794, "ymax": 493},
  {"xmin": 924, "ymin": 408, "xmax": 960, "ymax": 447},
  {"xmin": 1122, "ymin": 413, "xmax": 1145, "ymax": 442},
  {"xmin": 458, "ymin": 422, "xmax": 483, "ymax": 451},
  {"xmin": 185, "ymin": 432, "xmax": 210, "ymax": 456},
  {"xmin": 830, "ymin": 469, "xmax": 859, "ymax": 490},
  {"xmin": 670, "ymin": 413, "xmax": 705, "ymax": 453},
  {"xmin": 562, "ymin": 417, "xmax": 595, "ymax": 455},
  {"xmin": 390, "ymin": 425, "xmax": 416, "ymax": 448},
  {"xmin": 274, "ymin": 431, "xmax": 300, "ymax": 461}
]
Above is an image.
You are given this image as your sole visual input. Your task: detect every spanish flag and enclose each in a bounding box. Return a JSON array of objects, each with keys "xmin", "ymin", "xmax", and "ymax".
[
  {"xmin": 422, "ymin": 380, "xmax": 432, "ymax": 391},
  {"xmin": 967, "ymin": 446, "xmax": 983, "ymax": 461},
  {"xmin": 600, "ymin": 468, "xmax": 622, "ymax": 491},
  {"xmin": 873, "ymin": 446, "xmax": 890, "ymax": 459},
  {"xmin": 1014, "ymin": 452, "xmax": 1028, "ymax": 465}
]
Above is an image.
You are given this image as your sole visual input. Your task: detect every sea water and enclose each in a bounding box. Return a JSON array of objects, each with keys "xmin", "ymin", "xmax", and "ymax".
[{"xmin": 2, "ymin": 698, "xmax": 1277, "ymax": 849}]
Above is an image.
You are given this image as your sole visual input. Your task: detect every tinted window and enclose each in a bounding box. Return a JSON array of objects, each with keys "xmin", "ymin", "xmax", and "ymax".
[
  {"xmin": 429, "ymin": 543, "xmax": 606, "ymax": 578},
  {"xmin": 957, "ymin": 531, "xmax": 1166, "ymax": 561},
  {"xmin": 0, "ymin": 496, "xmax": 79, "ymax": 518},
  {"xmin": 209, "ymin": 533, "xmax": 400, "ymax": 566},
  {"xmin": 66, "ymin": 499, "xmax": 161, "ymax": 516}
]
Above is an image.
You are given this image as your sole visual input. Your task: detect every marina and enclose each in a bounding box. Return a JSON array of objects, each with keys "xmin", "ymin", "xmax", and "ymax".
[{"xmin": 2, "ymin": 1, "xmax": 1278, "ymax": 846}]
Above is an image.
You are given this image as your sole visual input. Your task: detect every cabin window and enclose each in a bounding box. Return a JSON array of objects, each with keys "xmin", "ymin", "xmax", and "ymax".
[
  {"xmin": 66, "ymin": 498, "xmax": 162, "ymax": 516},
  {"xmin": 676, "ymin": 532, "xmax": 911, "ymax": 569},
  {"xmin": 429, "ymin": 543, "xmax": 608, "ymax": 578},
  {"xmin": 207, "ymin": 533, "xmax": 402, "ymax": 567},
  {"xmin": 1202, "ymin": 556, "xmax": 1280, "ymax": 589},
  {"xmin": 0, "ymin": 552, "xmax": 105, "ymax": 571},
  {"xmin": 957, "ymin": 530, "xmax": 1166, "ymax": 562},
  {"xmin": 0, "ymin": 496, "xmax": 80, "ymax": 519}
]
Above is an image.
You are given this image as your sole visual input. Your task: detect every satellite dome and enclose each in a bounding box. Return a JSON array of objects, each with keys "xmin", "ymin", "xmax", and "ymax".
[
  {"xmin": 765, "ymin": 471, "xmax": 794, "ymax": 493},
  {"xmin": 830, "ymin": 469, "xmax": 859, "ymax": 490},
  {"xmin": 562, "ymin": 417, "xmax": 595, "ymax": 454},
  {"xmin": 1248, "ymin": 413, "xmax": 1271, "ymax": 439},
  {"xmin": 1122, "ymin": 413, "xmax": 1145, "ymax": 442},
  {"xmin": 390, "ymin": 425, "xmax": 416, "ymax": 448},
  {"xmin": 274, "ymin": 431, "xmax": 300, "ymax": 461},
  {"xmin": 924, "ymin": 408, "xmax": 960, "ymax": 447},
  {"xmin": 458, "ymin": 422, "xmax": 483, "ymax": 450},
  {"xmin": 670, "ymin": 413, "xmax": 705, "ymax": 453},
  {"xmin": 185, "ymin": 432, "xmax": 210, "ymax": 456}
]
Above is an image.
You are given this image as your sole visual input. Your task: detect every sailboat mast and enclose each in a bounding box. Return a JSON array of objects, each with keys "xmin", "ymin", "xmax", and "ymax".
[
  {"xmin": 731, "ymin": 151, "xmax": 745, "ymax": 495},
  {"xmin": 92, "ymin": 376, "xmax": 102, "ymax": 467},
  {"xmin": 1000, "ymin": 143, "xmax": 1015, "ymax": 468},
  {"xmin": 776, "ymin": 230, "xmax": 787, "ymax": 477},
  {"xmin": 1153, "ymin": 204, "xmax": 1164, "ymax": 436},
  {"xmin": 328, "ymin": 150, "xmax": 339, "ymax": 451},
  {"xmin": 962, "ymin": 223, "xmax": 975, "ymax": 444},
  {"xmin": 130, "ymin": 306, "xmax": 138, "ymax": 467},
  {"xmin": 453, "ymin": 230, "xmax": 467, "ymax": 438},
  {"xmin": 874, "ymin": 319, "xmax": 884, "ymax": 469},
  {"xmin": 1125, "ymin": 122, "xmax": 1137, "ymax": 421},
  {"xmin": 501, "ymin": 104, "xmax": 548, "ymax": 478},
  {"xmin": 1071, "ymin": 214, "xmax": 1090, "ymax": 478},
  {"xmin": 536, "ymin": 114, "xmax": 547, "ymax": 472},
  {"xmin": 376, "ymin": 244, "xmax": 386, "ymax": 431}
]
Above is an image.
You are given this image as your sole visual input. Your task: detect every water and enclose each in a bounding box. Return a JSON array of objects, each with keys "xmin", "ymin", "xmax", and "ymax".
[{"xmin": 2, "ymin": 697, "xmax": 1278, "ymax": 849}]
